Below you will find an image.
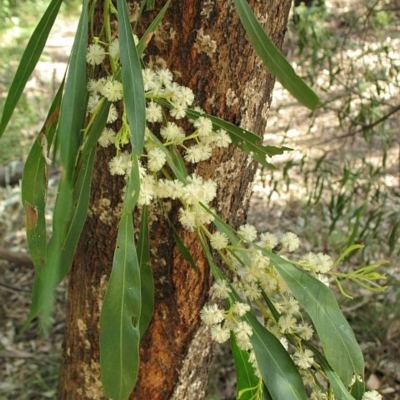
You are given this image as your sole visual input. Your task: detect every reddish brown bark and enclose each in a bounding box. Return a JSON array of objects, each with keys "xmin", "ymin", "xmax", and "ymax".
[{"xmin": 57, "ymin": 1, "xmax": 292, "ymax": 399}]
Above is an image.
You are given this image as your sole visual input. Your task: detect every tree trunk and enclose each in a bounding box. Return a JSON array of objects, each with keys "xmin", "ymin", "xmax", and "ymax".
[{"xmin": 57, "ymin": 1, "xmax": 292, "ymax": 399}]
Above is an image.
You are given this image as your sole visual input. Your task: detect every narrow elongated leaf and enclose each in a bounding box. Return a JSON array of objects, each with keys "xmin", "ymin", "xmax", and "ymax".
[
  {"xmin": 123, "ymin": 153, "xmax": 141, "ymax": 212},
  {"xmin": 147, "ymin": 130, "xmax": 188, "ymax": 182},
  {"xmin": 186, "ymin": 109, "xmax": 292, "ymax": 169},
  {"xmin": 100, "ymin": 214, "xmax": 141, "ymax": 400},
  {"xmin": 26, "ymin": 177, "xmax": 74, "ymax": 328},
  {"xmin": 262, "ymin": 385, "xmax": 273, "ymax": 400},
  {"xmin": 50, "ymin": 82, "xmax": 66, "ymax": 164},
  {"xmin": 133, "ymin": 0, "xmax": 148, "ymax": 32},
  {"xmin": 54, "ymin": 100, "xmax": 110, "ymax": 279},
  {"xmin": 350, "ymin": 379, "xmax": 365, "ymax": 400},
  {"xmin": 26, "ymin": 101, "xmax": 108, "ymax": 326},
  {"xmin": 205, "ymin": 205, "xmax": 241, "ymax": 245},
  {"xmin": 170, "ymin": 147, "xmax": 189, "ymax": 178},
  {"xmin": 27, "ymin": 148, "xmax": 96, "ymax": 327},
  {"xmin": 327, "ymin": 369, "xmax": 359, "ymax": 400},
  {"xmin": 231, "ymin": 336, "xmax": 263, "ymax": 400},
  {"xmin": 246, "ymin": 314, "xmax": 308, "ymax": 400},
  {"xmin": 163, "ymin": 211, "xmax": 197, "ymax": 271},
  {"xmin": 21, "ymin": 84, "xmax": 63, "ymax": 269},
  {"xmin": 99, "ymin": 152, "xmax": 141, "ymax": 396},
  {"xmin": 233, "ymin": 0, "xmax": 320, "ymax": 110},
  {"xmin": 22, "ymin": 176, "xmax": 47, "ymax": 268},
  {"xmin": 137, "ymin": 0, "xmax": 172, "ymax": 55},
  {"xmin": 117, "ymin": 0, "xmax": 146, "ymax": 155},
  {"xmin": 334, "ymin": 244, "xmax": 363, "ymax": 267},
  {"xmin": 137, "ymin": 206, "xmax": 154, "ymax": 338},
  {"xmin": 58, "ymin": 0, "xmax": 89, "ymax": 183},
  {"xmin": 308, "ymin": 343, "xmax": 358, "ymax": 400},
  {"xmin": 101, "ymin": 149, "xmax": 142, "ymax": 398},
  {"xmin": 197, "ymin": 230, "xmax": 223, "ymax": 282},
  {"xmin": 146, "ymin": 0, "xmax": 155, "ymax": 10},
  {"xmin": 0, "ymin": 0, "xmax": 63, "ymax": 137},
  {"xmin": 267, "ymin": 252, "xmax": 364, "ymax": 386},
  {"xmin": 80, "ymin": 99, "xmax": 111, "ymax": 159},
  {"xmin": 160, "ymin": 98, "xmax": 289, "ymax": 170}
]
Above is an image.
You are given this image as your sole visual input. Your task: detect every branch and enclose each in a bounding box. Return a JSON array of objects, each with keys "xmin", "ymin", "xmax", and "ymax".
[
  {"xmin": 0, "ymin": 247, "xmax": 33, "ymax": 267},
  {"xmin": 316, "ymin": 103, "xmax": 400, "ymax": 146}
]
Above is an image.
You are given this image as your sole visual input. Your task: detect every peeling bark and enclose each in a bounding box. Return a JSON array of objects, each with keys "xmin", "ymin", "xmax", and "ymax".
[{"xmin": 57, "ymin": 1, "xmax": 292, "ymax": 399}]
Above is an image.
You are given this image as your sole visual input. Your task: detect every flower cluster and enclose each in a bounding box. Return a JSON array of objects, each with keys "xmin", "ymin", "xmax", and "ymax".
[
  {"xmin": 199, "ymin": 225, "xmax": 378, "ymax": 397},
  {"xmin": 199, "ymin": 230, "xmax": 302, "ymax": 355},
  {"xmin": 200, "ymin": 300, "xmax": 260, "ymax": 375},
  {"xmin": 85, "ymin": 38, "xmax": 232, "ymax": 225}
]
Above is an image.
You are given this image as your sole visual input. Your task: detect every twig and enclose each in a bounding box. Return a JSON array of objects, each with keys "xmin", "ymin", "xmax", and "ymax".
[
  {"xmin": 0, "ymin": 282, "xmax": 31, "ymax": 293},
  {"xmin": 316, "ymin": 104, "xmax": 400, "ymax": 146},
  {"xmin": 0, "ymin": 247, "xmax": 33, "ymax": 267},
  {"xmin": 0, "ymin": 349, "xmax": 60, "ymax": 364},
  {"xmin": 343, "ymin": 297, "xmax": 371, "ymax": 313}
]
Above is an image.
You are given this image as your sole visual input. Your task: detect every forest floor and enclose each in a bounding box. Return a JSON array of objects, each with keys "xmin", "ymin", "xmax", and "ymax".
[{"xmin": 1, "ymin": 0, "xmax": 400, "ymax": 399}]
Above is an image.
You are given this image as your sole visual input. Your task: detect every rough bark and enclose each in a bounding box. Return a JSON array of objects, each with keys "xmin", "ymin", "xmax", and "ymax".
[{"xmin": 57, "ymin": 1, "xmax": 292, "ymax": 399}]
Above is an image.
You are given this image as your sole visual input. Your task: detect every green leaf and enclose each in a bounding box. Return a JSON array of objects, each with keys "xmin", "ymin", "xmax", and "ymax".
[
  {"xmin": 231, "ymin": 336, "xmax": 262, "ymax": 400},
  {"xmin": 117, "ymin": 0, "xmax": 146, "ymax": 155},
  {"xmin": 186, "ymin": 109, "xmax": 292, "ymax": 169},
  {"xmin": 132, "ymin": 0, "xmax": 147, "ymax": 31},
  {"xmin": 169, "ymin": 147, "xmax": 189, "ymax": 178},
  {"xmin": 161, "ymin": 206, "xmax": 197, "ymax": 271},
  {"xmin": 205, "ymin": 205, "xmax": 241, "ymax": 246},
  {"xmin": 232, "ymin": 0, "xmax": 320, "ymax": 110},
  {"xmin": 58, "ymin": 0, "xmax": 89, "ymax": 183},
  {"xmin": 137, "ymin": 206, "xmax": 154, "ymax": 338},
  {"xmin": 328, "ymin": 369, "xmax": 359, "ymax": 400},
  {"xmin": 146, "ymin": 0, "xmax": 155, "ymax": 11},
  {"xmin": 147, "ymin": 130, "xmax": 188, "ymax": 182},
  {"xmin": 27, "ymin": 146, "xmax": 97, "ymax": 328},
  {"xmin": 267, "ymin": 252, "xmax": 365, "ymax": 386},
  {"xmin": 334, "ymin": 244, "xmax": 363, "ymax": 267},
  {"xmin": 197, "ymin": 229, "xmax": 223, "ymax": 281},
  {"xmin": 21, "ymin": 84, "xmax": 63, "ymax": 269},
  {"xmin": 26, "ymin": 178, "xmax": 74, "ymax": 329},
  {"xmin": 350, "ymin": 380, "xmax": 365, "ymax": 400},
  {"xmin": 246, "ymin": 314, "xmax": 308, "ymax": 400},
  {"xmin": 306, "ymin": 342, "xmax": 359, "ymax": 400},
  {"xmin": 0, "ymin": 0, "xmax": 63, "ymax": 137},
  {"xmin": 137, "ymin": 0, "xmax": 172, "ymax": 55},
  {"xmin": 388, "ymin": 220, "xmax": 399, "ymax": 253},
  {"xmin": 262, "ymin": 385, "xmax": 273, "ymax": 400},
  {"xmin": 26, "ymin": 97, "xmax": 108, "ymax": 327},
  {"xmin": 100, "ymin": 213, "xmax": 141, "ymax": 400},
  {"xmin": 79, "ymin": 99, "xmax": 111, "ymax": 159},
  {"xmin": 101, "ymin": 150, "xmax": 142, "ymax": 398},
  {"xmin": 53, "ymin": 99, "xmax": 110, "ymax": 279},
  {"xmin": 123, "ymin": 152, "xmax": 141, "ymax": 213},
  {"xmin": 170, "ymin": 221, "xmax": 198, "ymax": 272},
  {"xmin": 54, "ymin": 170, "xmax": 88, "ymax": 282}
]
